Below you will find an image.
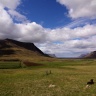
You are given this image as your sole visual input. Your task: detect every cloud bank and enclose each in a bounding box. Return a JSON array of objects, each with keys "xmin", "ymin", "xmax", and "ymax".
[
  {"xmin": 0, "ymin": 0, "xmax": 20, "ymax": 9},
  {"xmin": 56, "ymin": 0, "xmax": 96, "ymax": 19},
  {"xmin": 0, "ymin": 0, "xmax": 96, "ymax": 57}
]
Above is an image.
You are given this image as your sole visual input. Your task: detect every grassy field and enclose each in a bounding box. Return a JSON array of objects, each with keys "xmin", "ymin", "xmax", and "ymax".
[
  {"xmin": 0, "ymin": 61, "xmax": 21, "ymax": 69},
  {"xmin": 0, "ymin": 59, "xmax": 96, "ymax": 96}
]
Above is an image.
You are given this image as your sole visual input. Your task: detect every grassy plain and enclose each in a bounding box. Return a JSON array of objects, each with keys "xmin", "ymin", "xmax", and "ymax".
[
  {"xmin": 0, "ymin": 61, "xmax": 21, "ymax": 69},
  {"xmin": 0, "ymin": 59, "xmax": 96, "ymax": 96}
]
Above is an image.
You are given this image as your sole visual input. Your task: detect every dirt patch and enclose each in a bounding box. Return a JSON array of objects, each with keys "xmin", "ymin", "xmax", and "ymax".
[
  {"xmin": 23, "ymin": 61, "xmax": 44, "ymax": 67},
  {"xmin": 0, "ymin": 59, "xmax": 20, "ymax": 61}
]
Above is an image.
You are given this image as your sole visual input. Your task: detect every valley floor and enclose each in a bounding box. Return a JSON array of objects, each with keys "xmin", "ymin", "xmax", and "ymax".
[{"xmin": 0, "ymin": 59, "xmax": 96, "ymax": 96}]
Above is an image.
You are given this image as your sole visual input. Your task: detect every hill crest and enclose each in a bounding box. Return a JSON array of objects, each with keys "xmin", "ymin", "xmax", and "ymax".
[{"xmin": 0, "ymin": 39, "xmax": 48, "ymax": 60}]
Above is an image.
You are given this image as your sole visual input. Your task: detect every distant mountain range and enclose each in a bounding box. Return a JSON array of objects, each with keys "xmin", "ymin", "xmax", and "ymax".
[
  {"xmin": 0, "ymin": 39, "xmax": 50, "ymax": 60},
  {"xmin": 79, "ymin": 53, "xmax": 88, "ymax": 58},
  {"xmin": 45, "ymin": 54, "xmax": 56, "ymax": 58}
]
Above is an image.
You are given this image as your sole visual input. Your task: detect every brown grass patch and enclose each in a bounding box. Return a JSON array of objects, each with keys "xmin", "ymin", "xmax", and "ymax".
[{"xmin": 23, "ymin": 61, "xmax": 44, "ymax": 66}]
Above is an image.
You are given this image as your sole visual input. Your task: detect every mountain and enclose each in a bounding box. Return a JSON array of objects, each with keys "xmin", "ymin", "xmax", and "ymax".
[
  {"xmin": 83, "ymin": 51, "xmax": 96, "ymax": 59},
  {"xmin": 0, "ymin": 39, "xmax": 49, "ymax": 60},
  {"xmin": 46, "ymin": 54, "xmax": 56, "ymax": 58},
  {"xmin": 79, "ymin": 53, "xmax": 88, "ymax": 58}
]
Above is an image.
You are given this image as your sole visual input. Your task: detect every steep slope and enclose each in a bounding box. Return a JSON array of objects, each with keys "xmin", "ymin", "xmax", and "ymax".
[
  {"xmin": 0, "ymin": 39, "xmax": 48, "ymax": 60},
  {"xmin": 84, "ymin": 51, "xmax": 96, "ymax": 59}
]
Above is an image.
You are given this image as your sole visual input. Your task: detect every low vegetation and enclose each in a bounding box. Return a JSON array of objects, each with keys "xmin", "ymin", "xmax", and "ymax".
[
  {"xmin": 0, "ymin": 61, "xmax": 21, "ymax": 69},
  {"xmin": 0, "ymin": 59, "xmax": 96, "ymax": 96}
]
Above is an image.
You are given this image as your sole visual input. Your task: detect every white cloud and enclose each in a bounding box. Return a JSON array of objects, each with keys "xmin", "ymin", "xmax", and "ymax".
[
  {"xmin": 36, "ymin": 24, "xmax": 96, "ymax": 57},
  {"xmin": 15, "ymin": 22, "xmax": 47, "ymax": 42},
  {"xmin": 47, "ymin": 24, "xmax": 96, "ymax": 42},
  {"xmin": 0, "ymin": 0, "xmax": 47, "ymax": 42},
  {"xmin": 0, "ymin": 5, "xmax": 13, "ymax": 39},
  {"xmin": 8, "ymin": 10, "xmax": 28, "ymax": 23},
  {"xmin": 0, "ymin": 0, "xmax": 96, "ymax": 57},
  {"xmin": 0, "ymin": 0, "xmax": 28, "ymax": 23},
  {"xmin": 65, "ymin": 18, "xmax": 88, "ymax": 28},
  {"xmin": 37, "ymin": 36, "xmax": 96, "ymax": 57},
  {"xmin": 56, "ymin": 0, "xmax": 96, "ymax": 19},
  {"xmin": 0, "ymin": 0, "xmax": 20, "ymax": 9}
]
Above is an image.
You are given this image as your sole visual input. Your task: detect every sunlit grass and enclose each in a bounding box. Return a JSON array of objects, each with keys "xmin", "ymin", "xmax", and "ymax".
[
  {"xmin": 0, "ymin": 61, "xmax": 21, "ymax": 69},
  {"xmin": 0, "ymin": 59, "xmax": 96, "ymax": 96}
]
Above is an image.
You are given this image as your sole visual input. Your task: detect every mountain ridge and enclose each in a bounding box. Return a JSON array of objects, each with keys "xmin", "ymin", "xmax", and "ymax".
[
  {"xmin": 83, "ymin": 51, "xmax": 96, "ymax": 59},
  {"xmin": 0, "ymin": 39, "xmax": 49, "ymax": 60}
]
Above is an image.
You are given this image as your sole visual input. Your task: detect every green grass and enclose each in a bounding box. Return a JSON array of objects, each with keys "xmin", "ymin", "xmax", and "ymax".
[
  {"xmin": 38, "ymin": 59, "xmax": 96, "ymax": 68},
  {"xmin": 0, "ymin": 61, "xmax": 21, "ymax": 69},
  {"xmin": 0, "ymin": 59, "xmax": 96, "ymax": 96}
]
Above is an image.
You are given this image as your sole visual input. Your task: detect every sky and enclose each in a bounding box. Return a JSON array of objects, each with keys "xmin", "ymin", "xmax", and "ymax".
[{"xmin": 0, "ymin": 0, "xmax": 96, "ymax": 57}]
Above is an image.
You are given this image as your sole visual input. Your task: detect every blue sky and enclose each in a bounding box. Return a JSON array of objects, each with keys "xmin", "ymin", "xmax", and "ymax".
[
  {"xmin": 0, "ymin": 0, "xmax": 96, "ymax": 57},
  {"xmin": 16, "ymin": 0, "xmax": 96, "ymax": 28},
  {"xmin": 17, "ymin": 0, "xmax": 71, "ymax": 28}
]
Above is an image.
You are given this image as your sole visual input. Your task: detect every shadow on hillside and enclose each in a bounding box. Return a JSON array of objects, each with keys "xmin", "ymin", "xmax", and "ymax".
[
  {"xmin": 0, "ymin": 50, "xmax": 15, "ymax": 56},
  {"xmin": 23, "ymin": 61, "xmax": 44, "ymax": 67}
]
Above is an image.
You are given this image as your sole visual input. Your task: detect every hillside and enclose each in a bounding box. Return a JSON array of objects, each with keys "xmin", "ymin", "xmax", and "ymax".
[
  {"xmin": 83, "ymin": 51, "xmax": 96, "ymax": 59},
  {"xmin": 0, "ymin": 39, "xmax": 49, "ymax": 61}
]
